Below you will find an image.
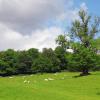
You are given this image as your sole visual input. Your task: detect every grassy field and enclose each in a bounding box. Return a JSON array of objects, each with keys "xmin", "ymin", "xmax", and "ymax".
[{"xmin": 0, "ymin": 72, "xmax": 100, "ymax": 100}]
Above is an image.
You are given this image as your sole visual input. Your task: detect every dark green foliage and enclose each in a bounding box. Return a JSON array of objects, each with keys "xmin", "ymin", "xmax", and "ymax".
[
  {"xmin": 32, "ymin": 48, "xmax": 60, "ymax": 73},
  {"xmin": 92, "ymin": 55, "xmax": 100, "ymax": 71},
  {"xmin": 16, "ymin": 51, "xmax": 34, "ymax": 74},
  {"xmin": 68, "ymin": 46, "xmax": 97, "ymax": 72},
  {"xmin": 0, "ymin": 49, "xmax": 18, "ymax": 75},
  {"xmin": 32, "ymin": 56, "xmax": 59, "ymax": 73},
  {"xmin": 0, "ymin": 60, "xmax": 10, "ymax": 76},
  {"xmin": 0, "ymin": 48, "xmax": 61, "ymax": 76},
  {"xmin": 0, "ymin": 46, "xmax": 99, "ymax": 76},
  {"xmin": 55, "ymin": 46, "xmax": 68, "ymax": 70},
  {"xmin": 27, "ymin": 48, "xmax": 39, "ymax": 60}
]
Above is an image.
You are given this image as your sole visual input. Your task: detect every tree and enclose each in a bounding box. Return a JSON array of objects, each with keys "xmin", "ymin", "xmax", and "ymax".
[
  {"xmin": 16, "ymin": 51, "xmax": 32, "ymax": 74},
  {"xmin": 70, "ymin": 9, "xmax": 100, "ymax": 75},
  {"xmin": 0, "ymin": 49, "xmax": 18, "ymax": 75},
  {"xmin": 27, "ymin": 48, "xmax": 39, "ymax": 59},
  {"xmin": 42, "ymin": 48, "xmax": 60, "ymax": 71},
  {"xmin": 0, "ymin": 60, "xmax": 10, "ymax": 76},
  {"xmin": 55, "ymin": 46, "xmax": 67, "ymax": 70},
  {"xmin": 32, "ymin": 48, "xmax": 60, "ymax": 73},
  {"xmin": 56, "ymin": 35, "xmax": 69, "ymax": 70}
]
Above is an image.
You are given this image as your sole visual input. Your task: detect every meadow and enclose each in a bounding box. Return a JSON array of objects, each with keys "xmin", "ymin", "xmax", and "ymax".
[{"xmin": 0, "ymin": 72, "xmax": 100, "ymax": 100}]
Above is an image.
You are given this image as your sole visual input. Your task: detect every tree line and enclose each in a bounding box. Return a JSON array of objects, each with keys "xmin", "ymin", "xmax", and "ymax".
[{"xmin": 0, "ymin": 9, "xmax": 100, "ymax": 76}]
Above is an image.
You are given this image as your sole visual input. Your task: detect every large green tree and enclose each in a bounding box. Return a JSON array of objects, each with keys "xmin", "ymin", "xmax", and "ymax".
[{"xmin": 70, "ymin": 9, "xmax": 100, "ymax": 75}]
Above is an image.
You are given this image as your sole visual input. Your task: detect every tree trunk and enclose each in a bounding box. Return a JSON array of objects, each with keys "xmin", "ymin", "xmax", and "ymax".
[{"xmin": 80, "ymin": 68, "xmax": 90, "ymax": 76}]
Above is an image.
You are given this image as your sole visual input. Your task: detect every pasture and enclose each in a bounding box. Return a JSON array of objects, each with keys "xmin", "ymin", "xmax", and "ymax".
[{"xmin": 0, "ymin": 72, "xmax": 100, "ymax": 100}]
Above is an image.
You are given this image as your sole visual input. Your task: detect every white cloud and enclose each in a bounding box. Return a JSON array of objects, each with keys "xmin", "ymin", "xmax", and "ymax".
[
  {"xmin": 0, "ymin": 24, "xmax": 62, "ymax": 51},
  {"xmin": 0, "ymin": 0, "xmax": 88, "ymax": 51},
  {"xmin": 0, "ymin": 0, "xmax": 68, "ymax": 34},
  {"xmin": 22, "ymin": 27, "xmax": 63, "ymax": 50}
]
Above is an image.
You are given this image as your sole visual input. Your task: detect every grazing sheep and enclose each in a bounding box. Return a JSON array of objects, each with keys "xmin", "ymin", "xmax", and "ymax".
[
  {"xmin": 48, "ymin": 78, "xmax": 54, "ymax": 81},
  {"xmin": 44, "ymin": 79, "xmax": 48, "ymax": 81},
  {"xmin": 9, "ymin": 77, "xmax": 13, "ymax": 79},
  {"xmin": 24, "ymin": 80, "xmax": 27, "ymax": 83}
]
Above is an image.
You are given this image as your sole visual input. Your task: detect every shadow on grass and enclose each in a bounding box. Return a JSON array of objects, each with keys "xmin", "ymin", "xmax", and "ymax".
[
  {"xmin": 96, "ymin": 92, "xmax": 100, "ymax": 95},
  {"xmin": 72, "ymin": 73, "xmax": 91, "ymax": 78}
]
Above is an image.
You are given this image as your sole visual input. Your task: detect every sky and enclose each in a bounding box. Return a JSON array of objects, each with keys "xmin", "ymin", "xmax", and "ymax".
[{"xmin": 0, "ymin": 0, "xmax": 100, "ymax": 51}]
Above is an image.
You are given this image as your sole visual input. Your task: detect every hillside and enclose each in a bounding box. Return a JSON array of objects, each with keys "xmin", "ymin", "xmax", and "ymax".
[{"xmin": 0, "ymin": 72, "xmax": 100, "ymax": 100}]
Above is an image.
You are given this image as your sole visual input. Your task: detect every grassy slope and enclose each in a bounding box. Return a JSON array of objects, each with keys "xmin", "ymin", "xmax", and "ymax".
[{"xmin": 0, "ymin": 72, "xmax": 100, "ymax": 100}]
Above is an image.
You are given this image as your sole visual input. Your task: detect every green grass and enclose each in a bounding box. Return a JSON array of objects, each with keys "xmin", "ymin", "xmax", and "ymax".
[{"xmin": 0, "ymin": 72, "xmax": 100, "ymax": 100}]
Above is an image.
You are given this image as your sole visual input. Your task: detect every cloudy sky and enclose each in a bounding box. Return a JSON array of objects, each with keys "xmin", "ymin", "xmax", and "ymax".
[{"xmin": 0, "ymin": 0, "xmax": 100, "ymax": 51}]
